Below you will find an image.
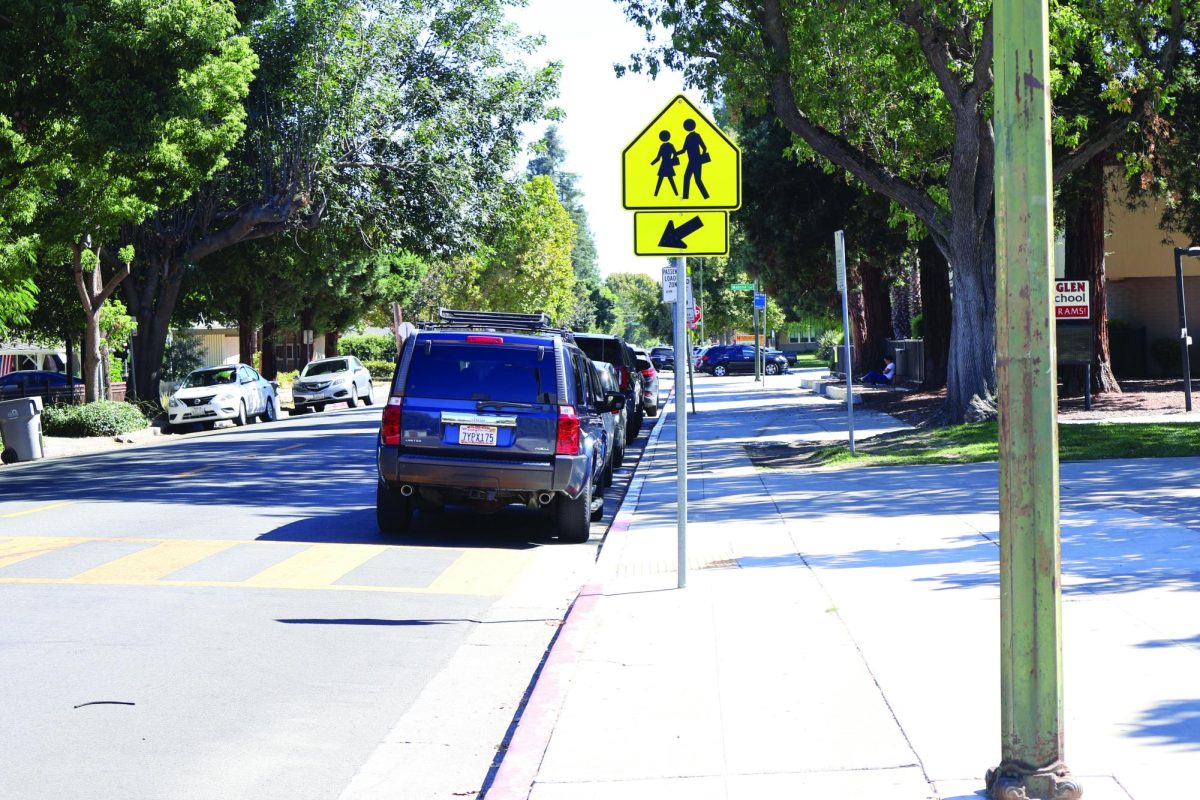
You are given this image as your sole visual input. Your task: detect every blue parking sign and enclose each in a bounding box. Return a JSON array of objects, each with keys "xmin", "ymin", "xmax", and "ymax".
[{"xmin": 753, "ymin": 292, "xmax": 766, "ymax": 310}]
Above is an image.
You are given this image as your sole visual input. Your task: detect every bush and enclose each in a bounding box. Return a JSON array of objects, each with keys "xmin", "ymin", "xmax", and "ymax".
[
  {"xmin": 42, "ymin": 400, "xmax": 148, "ymax": 438},
  {"xmin": 910, "ymin": 313, "xmax": 924, "ymax": 339},
  {"xmin": 340, "ymin": 334, "xmax": 397, "ymax": 363},
  {"xmin": 816, "ymin": 329, "xmax": 842, "ymax": 363},
  {"xmin": 275, "ymin": 370, "xmax": 299, "ymax": 388},
  {"xmin": 363, "ymin": 360, "xmax": 396, "ymax": 380}
]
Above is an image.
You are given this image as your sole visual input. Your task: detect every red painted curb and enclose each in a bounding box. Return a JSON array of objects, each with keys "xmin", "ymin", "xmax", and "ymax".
[{"xmin": 484, "ymin": 583, "xmax": 605, "ymax": 800}]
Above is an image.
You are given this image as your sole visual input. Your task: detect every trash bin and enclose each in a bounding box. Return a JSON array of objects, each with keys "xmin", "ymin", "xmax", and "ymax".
[{"xmin": 0, "ymin": 396, "xmax": 45, "ymax": 464}]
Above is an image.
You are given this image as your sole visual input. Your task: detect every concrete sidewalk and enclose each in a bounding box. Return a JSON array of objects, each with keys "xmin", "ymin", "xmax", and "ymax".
[{"xmin": 486, "ymin": 372, "xmax": 1200, "ymax": 800}]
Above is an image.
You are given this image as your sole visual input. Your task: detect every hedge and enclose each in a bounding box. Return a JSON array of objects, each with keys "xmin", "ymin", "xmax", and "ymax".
[
  {"xmin": 42, "ymin": 400, "xmax": 148, "ymax": 438},
  {"xmin": 363, "ymin": 360, "xmax": 396, "ymax": 380},
  {"xmin": 340, "ymin": 334, "xmax": 397, "ymax": 363}
]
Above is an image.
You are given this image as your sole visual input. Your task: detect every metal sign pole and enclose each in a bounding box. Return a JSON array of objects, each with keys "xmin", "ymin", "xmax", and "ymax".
[
  {"xmin": 1174, "ymin": 247, "xmax": 1194, "ymax": 412},
  {"xmin": 835, "ymin": 231, "xmax": 855, "ymax": 454},
  {"xmin": 671, "ymin": 256, "xmax": 688, "ymax": 589}
]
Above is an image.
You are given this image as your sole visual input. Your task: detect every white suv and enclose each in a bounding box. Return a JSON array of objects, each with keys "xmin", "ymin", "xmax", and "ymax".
[{"xmin": 291, "ymin": 356, "xmax": 374, "ymax": 413}]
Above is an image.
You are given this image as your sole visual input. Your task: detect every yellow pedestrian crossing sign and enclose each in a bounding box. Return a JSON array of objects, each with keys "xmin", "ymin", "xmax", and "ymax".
[
  {"xmin": 622, "ymin": 95, "xmax": 741, "ymax": 211},
  {"xmin": 633, "ymin": 211, "xmax": 729, "ymax": 257}
]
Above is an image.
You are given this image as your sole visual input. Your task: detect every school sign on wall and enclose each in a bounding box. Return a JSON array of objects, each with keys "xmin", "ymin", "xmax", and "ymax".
[{"xmin": 1054, "ymin": 280, "xmax": 1090, "ymax": 319}]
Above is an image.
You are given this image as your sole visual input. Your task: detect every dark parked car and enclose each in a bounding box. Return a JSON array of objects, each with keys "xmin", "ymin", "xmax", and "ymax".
[
  {"xmin": 698, "ymin": 344, "xmax": 789, "ymax": 377},
  {"xmin": 649, "ymin": 346, "xmax": 675, "ymax": 372},
  {"xmin": 572, "ymin": 333, "xmax": 644, "ymax": 442},
  {"xmin": 0, "ymin": 370, "xmax": 83, "ymax": 401},
  {"xmin": 376, "ymin": 309, "xmax": 624, "ymax": 542}
]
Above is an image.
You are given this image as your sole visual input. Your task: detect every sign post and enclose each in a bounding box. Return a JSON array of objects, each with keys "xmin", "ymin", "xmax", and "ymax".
[
  {"xmin": 834, "ymin": 230, "xmax": 855, "ymax": 455},
  {"xmin": 1173, "ymin": 248, "xmax": 1200, "ymax": 412},
  {"xmin": 628, "ymin": 95, "xmax": 742, "ymax": 591}
]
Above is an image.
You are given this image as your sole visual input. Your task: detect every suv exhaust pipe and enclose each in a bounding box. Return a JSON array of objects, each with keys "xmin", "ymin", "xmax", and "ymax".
[
  {"xmin": 399, "ymin": 484, "xmax": 414, "ymax": 497},
  {"xmin": 537, "ymin": 492, "xmax": 554, "ymax": 506}
]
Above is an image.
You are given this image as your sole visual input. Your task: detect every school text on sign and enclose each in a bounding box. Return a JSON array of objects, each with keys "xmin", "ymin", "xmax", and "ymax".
[{"xmin": 1054, "ymin": 280, "xmax": 1090, "ymax": 319}]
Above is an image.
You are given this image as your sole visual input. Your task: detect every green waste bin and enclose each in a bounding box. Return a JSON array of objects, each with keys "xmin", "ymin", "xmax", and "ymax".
[{"xmin": 0, "ymin": 396, "xmax": 45, "ymax": 463}]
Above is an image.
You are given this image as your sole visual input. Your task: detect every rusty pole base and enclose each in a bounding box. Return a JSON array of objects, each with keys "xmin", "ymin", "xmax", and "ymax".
[{"xmin": 986, "ymin": 761, "xmax": 1083, "ymax": 800}]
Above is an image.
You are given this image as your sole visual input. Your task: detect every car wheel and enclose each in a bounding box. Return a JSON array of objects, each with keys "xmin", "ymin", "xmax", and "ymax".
[
  {"xmin": 314, "ymin": 403, "xmax": 326, "ymax": 413},
  {"xmin": 233, "ymin": 401, "xmax": 247, "ymax": 427},
  {"xmin": 713, "ymin": 364, "xmax": 728, "ymax": 377},
  {"xmin": 555, "ymin": 482, "xmax": 591, "ymax": 543},
  {"xmin": 376, "ymin": 480, "xmax": 412, "ymax": 534},
  {"xmin": 364, "ymin": 382, "xmax": 374, "ymax": 406},
  {"xmin": 289, "ymin": 405, "xmax": 308, "ymax": 416},
  {"xmin": 603, "ymin": 458, "xmax": 614, "ymax": 487},
  {"xmin": 765, "ymin": 362, "xmax": 780, "ymax": 376},
  {"xmin": 348, "ymin": 391, "xmax": 360, "ymax": 409},
  {"xmin": 262, "ymin": 394, "xmax": 279, "ymax": 422},
  {"xmin": 613, "ymin": 441, "xmax": 625, "ymax": 468}
]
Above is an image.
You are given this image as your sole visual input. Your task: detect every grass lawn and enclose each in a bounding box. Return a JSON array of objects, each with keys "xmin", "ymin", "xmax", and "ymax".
[
  {"xmin": 790, "ymin": 353, "xmax": 826, "ymax": 369},
  {"xmin": 770, "ymin": 421, "xmax": 1200, "ymax": 470}
]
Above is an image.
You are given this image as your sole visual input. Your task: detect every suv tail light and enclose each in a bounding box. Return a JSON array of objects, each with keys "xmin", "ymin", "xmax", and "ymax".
[
  {"xmin": 702, "ymin": 354, "xmax": 710, "ymax": 362},
  {"xmin": 618, "ymin": 366, "xmax": 631, "ymax": 390},
  {"xmin": 381, "ymin": 397, "xmax": 403, "ymax": 445},
  {"xmin": 466, "ymin": 335, "xmax": 504, "ymax": 344},
  {"xmin": 556, "ymin": 405, "xmax": 580, "ymax": 455},
  {"xmin": 641, "ymin": 367, "xmax": 656, "ymax": 379}
]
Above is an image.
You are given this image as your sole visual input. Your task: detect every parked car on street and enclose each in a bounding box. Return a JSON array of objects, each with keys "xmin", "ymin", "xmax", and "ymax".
[
  {"xmin": 376, "ymin": 309, "xmax": 624, "ymax": 542},
  {"xmin": 633, "ymin": 348, "xmax": 659, "ymax": 417},
  {"xmin": 594, "ymin": 362, "xmax": 627, "ymax": 470},
  {"xmin": 693, "ymin": 345, "xmax": 711, "ymax": 370},
  {"xmin": 0, "ymin": 370, "xmax": 83, "ymax": 402},
  {"xmin": 697, "ymin": 344, "xmax": 789, "ymax": 377},
  {"xmin": 291, "ymin": 356, "xmax": 374, "ymax": 414},
  {"xmin": 572, "ymin": 332, "xmax": 644, "ymax": 442},
  {"xmin": 649, "ymin": 346, "xmax": 674, "ymax": 372},
  {"xmin": 167, "ymin": 364, "xmax": 280, "ymax": 429}
]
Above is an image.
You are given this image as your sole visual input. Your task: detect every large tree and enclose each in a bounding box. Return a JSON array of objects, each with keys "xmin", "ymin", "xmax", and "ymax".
[
  {"xmin": 619, "ymin": 0, "xmax": 1196, "ymax": 422},
  {"xmin": 120, "ymin": 0, "xmax": 558, "ymax": 399},
  {"xmin": 1, "ymin": 0, "xmax": 254, "ymax": 399}
]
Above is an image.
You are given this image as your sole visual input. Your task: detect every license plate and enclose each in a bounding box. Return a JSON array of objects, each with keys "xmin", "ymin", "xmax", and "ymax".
[
  {"xmin": 184, "ymin": 409, "xmax": 206, "ymax": 418},
  {"xmin": 458, "ymin": 424, "xmax": 497, "ymax": 446}
]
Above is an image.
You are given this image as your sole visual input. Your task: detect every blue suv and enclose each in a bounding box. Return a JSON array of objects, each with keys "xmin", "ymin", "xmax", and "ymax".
[{"xmin": 376, "ymin": 310, "xmax": 624, "ymax": 542}]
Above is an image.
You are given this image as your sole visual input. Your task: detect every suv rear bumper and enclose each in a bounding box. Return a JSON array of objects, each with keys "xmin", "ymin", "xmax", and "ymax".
[{"xmin": 378, "ymin": 448, "xmax": 589, "ymax": 498}]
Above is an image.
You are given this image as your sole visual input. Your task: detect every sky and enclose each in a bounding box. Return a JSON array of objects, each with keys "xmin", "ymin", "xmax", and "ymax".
[{"xmin": 506, "ymin": 0, "xmax": 702, "ymax": 279}]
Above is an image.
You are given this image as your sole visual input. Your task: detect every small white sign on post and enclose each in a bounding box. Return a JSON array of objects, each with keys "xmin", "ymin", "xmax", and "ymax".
[
  {"xmin": 662, "ymin": 265, "xmax": 678, "ymax": 303},
  {"xmin": 1054, "ymin": 280, "xmax": 1090, "ymax": 319},
  {"xmin": 835, "ymin": 237, "xmax": 847, "ymax": 293}
]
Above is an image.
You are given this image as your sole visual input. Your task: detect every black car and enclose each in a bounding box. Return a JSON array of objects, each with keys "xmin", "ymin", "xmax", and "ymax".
[
  {"xmin": 572, "ymin": 333, "xmax": 644, "ymax": 442},
  {"xmin": 376, "ymin": 309, "xmax": 624, "ymax": 542},
  {"xmin": 649, "ymin": 346, "xmax": 675, "ymax": 371},
  {"xmin": 697, "ymin": 344, "xmax": 789, "ymax": 377}
]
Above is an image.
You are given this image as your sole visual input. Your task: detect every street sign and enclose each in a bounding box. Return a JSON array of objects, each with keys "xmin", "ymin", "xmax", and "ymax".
[
  {"xmin": 622, "ymin": 94, "xmax": 741, "ymax": 211},
  {"xmin": 731, "ymin": 282, "xmax": 754, "ymax": 291},
  {"xmin": 634, "ymin": 211, "xmax": 728, "ymax": 256},
  {"xmin": 662, "ymin": 265, "xmax": 678, "ymax": 302},
  {"xmin": 1054, "ymin": 280, "xmax": 1090, "ymax": 319},
  {"xmin": 835, "ymin": 231, "xmax": 847, "ymax": 293},
  {"xmin": 753, "ymin": 292, "xmax": 766, "ymax": 311}
]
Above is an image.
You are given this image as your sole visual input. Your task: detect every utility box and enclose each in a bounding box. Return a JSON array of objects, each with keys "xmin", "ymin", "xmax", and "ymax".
[{"xmin": 0, "ymin": 396, "xmax": 45, "ymax": 464}]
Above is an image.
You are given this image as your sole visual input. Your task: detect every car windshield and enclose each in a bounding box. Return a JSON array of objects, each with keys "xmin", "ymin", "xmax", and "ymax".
[
  {"xmin": 404, "ymin": 342, "xmax": 557, "ymax": 404},
  {"xmin": 182, "ymin": 368, "xmax": 236, "ymax": 388},
  {"xmin": 302, "ymin": 359, "xmax": 347, "ymax": 377}
]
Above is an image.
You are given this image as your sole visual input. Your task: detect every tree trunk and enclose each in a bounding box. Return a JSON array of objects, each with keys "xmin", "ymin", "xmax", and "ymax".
[
  {"xmin": 918, "ymin": 236, "xmax": 952, "ymax": 390},
  {"xmin": 72, "ymin": 241, "xmax": 130, "ymax": 403},
  {"xmin": 238, "ymin": 292, "xmax": 257, "ymax": 365},
  {"xmin": 324, "ymin": 331, "xmax": 339, "ymax": 357},
  {"xmin": 261, "ymin": 315, "xmax": 278, "ymax": 380},
  {"xmin": 859, "ymin": 259, "xmax": 893, "ymax": 374},
  {"xmin": 125, "ymin": 257, "xmax": 183, "ymax": 402},
  {"xmin": 943, "ymin": 223, "xmax": 997, "ymax": 422},
  {"xmin": 1063, "ymin": 157, "xmax": 1120, "ymax": 394},
  {"xmin": 848, "ymin": 289, "xmax": 865, "ymax": 374}
]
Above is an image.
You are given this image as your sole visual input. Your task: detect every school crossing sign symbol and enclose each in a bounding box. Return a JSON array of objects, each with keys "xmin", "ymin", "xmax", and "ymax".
[{"xmin": 623, "ymin": 95, "xmax": 741, "ymax": 256}]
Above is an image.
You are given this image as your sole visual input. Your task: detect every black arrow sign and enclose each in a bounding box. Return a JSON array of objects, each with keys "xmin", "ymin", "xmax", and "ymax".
[{"xmin": 658, "ymin": 216, "xmax": 704, "ymax": 249}]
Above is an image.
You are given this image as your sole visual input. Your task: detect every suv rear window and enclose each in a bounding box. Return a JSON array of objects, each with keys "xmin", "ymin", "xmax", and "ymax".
[
  {"xmin": 404, "ymin": 343, "xmax": 557, "ymax": 404},
  {"xmin": 574, "ymin": 336, "xmax": 626, "ymax": 366}
]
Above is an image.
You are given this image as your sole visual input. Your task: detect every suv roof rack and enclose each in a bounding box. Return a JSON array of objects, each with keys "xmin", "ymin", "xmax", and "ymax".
[{"xmin": 419, "ymin": 308, "xmax": 575, "ymax": 341}]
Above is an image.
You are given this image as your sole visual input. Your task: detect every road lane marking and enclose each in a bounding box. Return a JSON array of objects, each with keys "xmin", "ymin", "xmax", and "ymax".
[
  {"xmin": 426, "ymin": 549, "xmax": 535, "ymax": 596},
  {"xmin": 171, "ymin": 465, "xmax": 217, "ymax": 478},
  {"xmin": 0, "ymin": 537, "xmax": 86, "ymax": 569},
  {"xmin": 66, "ymin": 540, "xmax": 237, "ymax": 584},
  {"xmin": 275, "ymin": 443, "xmax": 303, "ymax": 453},
  {"xmin": 0, "ymin": 501, "xmax": 76, "ymax": 519},
  {"xmin": 241, "ymin": 543, "xmax": 387, "ymax": 589}
]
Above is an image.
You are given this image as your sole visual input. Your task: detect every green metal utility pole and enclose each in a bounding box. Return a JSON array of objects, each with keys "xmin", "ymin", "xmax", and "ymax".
[
  {"xmin": 753, "ymin": 279, "xmax": 761, "ymax": 382},
  {"xmin": 989, "ymin": 1, "xmax": 1080, "ymax": 798}
]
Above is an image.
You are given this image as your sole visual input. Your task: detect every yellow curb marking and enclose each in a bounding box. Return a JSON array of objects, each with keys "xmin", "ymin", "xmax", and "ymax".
[
  {"xmin": 426, "ymin": 548, "xmax": 534, "ymax": 597},
  {"xmin": 0, "ymin": 537, "xmax": 86, "ymax": 569},
  {"xmin": 0, "ymin": 501, "xmax": 76, "ymax": 519}
]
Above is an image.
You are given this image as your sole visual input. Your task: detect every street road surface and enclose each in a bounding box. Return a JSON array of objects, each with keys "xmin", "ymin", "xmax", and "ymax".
[{"xmin": 0, "ymin": 403, "xmax": 649, "ymax": 799}]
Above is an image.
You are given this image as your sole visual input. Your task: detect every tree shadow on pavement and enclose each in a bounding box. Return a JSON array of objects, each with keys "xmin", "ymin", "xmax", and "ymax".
[
  {"xmin": 1129, "ymin": 699, "xmax": 1200, "ymax": 750},
  {"xmin": 257, "ymin": 506, "xmax": 545, "ymax": 549}
]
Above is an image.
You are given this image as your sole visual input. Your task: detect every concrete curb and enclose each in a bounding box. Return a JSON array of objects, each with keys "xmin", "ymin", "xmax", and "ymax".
[{"xmin": 482, "ymin": 387, "xmax": 675, "ymax": 800}]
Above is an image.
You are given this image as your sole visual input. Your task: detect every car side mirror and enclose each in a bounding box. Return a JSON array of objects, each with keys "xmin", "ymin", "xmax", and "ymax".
[{"xmin": 604, "ymin": 391, "xmax": 624, "ymax": 413}]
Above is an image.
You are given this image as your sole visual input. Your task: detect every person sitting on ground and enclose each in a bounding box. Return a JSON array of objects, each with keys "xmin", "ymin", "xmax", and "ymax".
[{"xmin": 861, "ymin": 356, "xmax": 895, "ymax": 385}]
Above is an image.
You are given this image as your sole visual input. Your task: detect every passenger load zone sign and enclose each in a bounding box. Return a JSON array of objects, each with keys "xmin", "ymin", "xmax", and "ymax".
[
  {"xmin": 634, "ymin": 211, "xmax": 729, "ymax": 256},
  {"xmin": 623, "ymin": 95, "xmax": 741, "ymax": 213}
]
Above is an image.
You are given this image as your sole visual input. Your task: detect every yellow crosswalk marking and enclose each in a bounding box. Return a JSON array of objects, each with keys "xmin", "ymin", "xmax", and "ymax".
[
  {"xmin": 0, "ymin": 537, "xmax": 85, "ymax": 569},
  {"xmin": 0, "ymin": 501, "xmax": 76, "ymax": 519},
  {"xmin": 67, "ymin": 540, "xmax": 237, "ymax": 584},
  {"xmin": 241, "ymin": 543, "xmax": 385, "ymax": 589},
  {"xmin": 425, "ymin": 549, "xmax": 534, "ymax": 597}
]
